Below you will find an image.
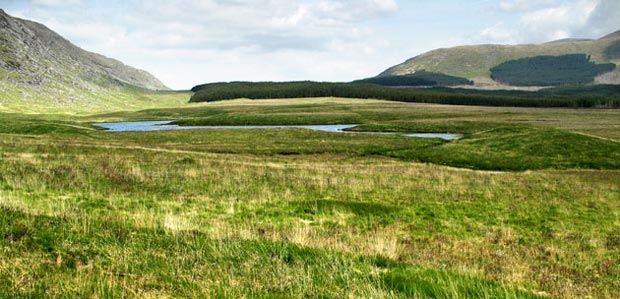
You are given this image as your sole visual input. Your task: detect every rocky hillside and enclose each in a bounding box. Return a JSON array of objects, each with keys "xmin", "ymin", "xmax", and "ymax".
[
  {"xmin": 0, "ymin": 9, "xmax": 173, "ymax": 112},
  {"xmin": 380, "ymin": 30, "xmax": 620, "ymax": 87}
]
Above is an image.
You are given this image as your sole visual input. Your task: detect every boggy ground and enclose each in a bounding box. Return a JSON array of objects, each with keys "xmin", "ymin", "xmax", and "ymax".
[{"xmin": 1, "ymin": 98, "xmax": 619, "ymax": 298}]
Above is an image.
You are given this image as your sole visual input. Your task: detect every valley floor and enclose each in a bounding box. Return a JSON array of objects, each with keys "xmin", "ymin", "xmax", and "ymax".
[{"xmin": 1, "ymin": 98, "xmax": 619, "ymax": 298}]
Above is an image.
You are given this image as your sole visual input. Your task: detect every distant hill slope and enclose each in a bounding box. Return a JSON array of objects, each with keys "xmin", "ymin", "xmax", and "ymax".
[
  {"xmin": 0, "ymin": 9, "xmax": 175, "ymax": 113},
  {"xmin": 380, "ymin": 30, "xmax": 620, "ymax": 86}
]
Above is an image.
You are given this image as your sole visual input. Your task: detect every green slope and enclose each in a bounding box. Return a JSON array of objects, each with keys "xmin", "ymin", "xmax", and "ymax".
[
  {"xmin": 0, "ymin": 82, "xmax": 191, "ymax": 114},
  {"xmin": 380, "ymin": 30, "xmax": 620, "ymax": 86}
]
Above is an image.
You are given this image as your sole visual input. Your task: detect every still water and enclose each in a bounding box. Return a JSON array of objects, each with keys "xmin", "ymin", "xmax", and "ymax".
[{"xmin": 94, "ymin": 121, "xmax": 461, "ymax": 140}]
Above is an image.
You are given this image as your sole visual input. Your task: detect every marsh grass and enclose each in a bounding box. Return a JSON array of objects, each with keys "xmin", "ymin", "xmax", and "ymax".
[
  {"xmin": 87, "ymin": 97, "xmax": 620, "ymax": 139},
  {"xmin": 1, "ymin": 98, "xmax": 620, "ymax": 298}
]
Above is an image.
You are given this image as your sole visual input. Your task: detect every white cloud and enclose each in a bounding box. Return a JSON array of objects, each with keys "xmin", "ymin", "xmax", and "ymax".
[
  {"xmin": 572, "ymin": 0, "xmax": 620, "ymax": 38},
  {"xmin": 14, "ymin": 0, "xmax": 400, "ymax": 89},
  {"xmin": 498, "ymin": 0, "xmax": 558, "ymax": 12},
  {"xmin": 478, "ymin": 22, "xmax": 519, "ymax": 44},
  {"xmin": 480, "ymin": 0, "xmax": 619, "ymax": 44},
  {"xmin": 519, "ymin": 0, "xmax": 601, "ymax": 40},
  {"xmin": 372, "ymin": 0, "xmax": 398, "ymax": 12},
  {"xmin": 31, "ymin": 0, "xmax": 83, "ymax": 6},
  {"xmin": 272, "ymin": 6, "xmax": 309, "ymax": 26}
]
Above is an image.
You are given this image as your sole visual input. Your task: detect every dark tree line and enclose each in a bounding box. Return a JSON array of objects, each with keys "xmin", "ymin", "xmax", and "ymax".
[
  {"xmin": 189, "ymin": 81, "xmax": 620, "ymax": 108},
  {"xmin": 604, "ymin": 41, "xmax": 620, "ymax": 60},
  {"xmin": 353, "ymin": 71, "xmax": 473, "ymax": 87}
]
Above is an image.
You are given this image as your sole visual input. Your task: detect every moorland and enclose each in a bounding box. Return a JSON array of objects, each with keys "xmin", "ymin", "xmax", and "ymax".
[{"xmin": 1, "ymin": 97, "xmax": 620, "ymax": 298}]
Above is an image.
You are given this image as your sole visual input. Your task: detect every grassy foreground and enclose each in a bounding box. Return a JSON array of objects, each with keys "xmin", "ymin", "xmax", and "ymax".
[{"xmin": 1, "ymin": 98, "xmax": 620, "ymax": 298}]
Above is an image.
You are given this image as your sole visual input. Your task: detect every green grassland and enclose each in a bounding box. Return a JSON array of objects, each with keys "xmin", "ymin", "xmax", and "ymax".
[
  {"xmin": 2, "ymin": 97, "xmax": 620, "ymax": 298},
  {"xmin": 0, "ymin": 78, "xmax": 192, "ymax": 114}
]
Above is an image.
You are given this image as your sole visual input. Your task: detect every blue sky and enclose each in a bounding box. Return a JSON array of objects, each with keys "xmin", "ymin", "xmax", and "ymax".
[{"xmin": 2, "ymin": 0, "xmax": 619, "ymax": 89}]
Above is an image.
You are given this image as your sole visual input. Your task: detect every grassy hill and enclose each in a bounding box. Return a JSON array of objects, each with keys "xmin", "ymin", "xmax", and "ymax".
[{"xmin": 380, "ymin": 30, "xmax": 620, "ymax": 86}]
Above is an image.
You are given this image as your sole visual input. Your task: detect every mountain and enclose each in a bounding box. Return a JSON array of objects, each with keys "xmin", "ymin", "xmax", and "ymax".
[
  {"xmin": 0, "ymin": 9, "xmax": 175, "ymax": 113},
  {"xmin": 379, "ymin": 30, "xmax": 620, "ymax": 88}
]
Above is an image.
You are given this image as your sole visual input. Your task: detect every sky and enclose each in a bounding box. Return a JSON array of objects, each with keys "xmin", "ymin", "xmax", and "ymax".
[{"xmin": 2, "ymin": 0, "xmax": 619, "ymax": 89}]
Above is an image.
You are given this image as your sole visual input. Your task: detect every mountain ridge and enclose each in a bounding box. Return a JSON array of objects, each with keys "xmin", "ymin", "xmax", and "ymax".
[
  {"xmin": 379, "ymin": 29, "xmax": 620, "ymax": 87},
  {"xmin": 0, "ymin": 9, "xmax": 167, "ymax": 90},
  {"xmin": 600, "ymin": 30, "xmax": 620, "ymax": 40},
  {"xmin": 0, "ymin": 9, "xmax": 183, "ymax": 113}
]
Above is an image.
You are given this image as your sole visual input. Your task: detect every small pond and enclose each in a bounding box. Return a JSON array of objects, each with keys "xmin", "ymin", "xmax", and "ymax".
[{"xmin": 94, "ymin": 121, "xmax": 461, "ymax": 140}]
